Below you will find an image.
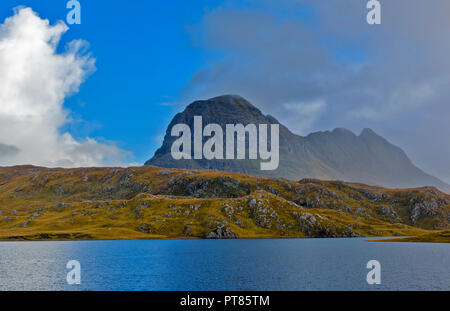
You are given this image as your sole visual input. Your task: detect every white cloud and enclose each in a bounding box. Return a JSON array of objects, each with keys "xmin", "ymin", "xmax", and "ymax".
[
  {"xmin": 0, "ymin": 7, "xmax": 132, "ymax": 167},
  {"xmin": 350, "ymin": 82, "xmax": 438, "ymax": 120},
  {"xmin": 283, "ymin": 100, "xmax": 326, "ymax": 134}
]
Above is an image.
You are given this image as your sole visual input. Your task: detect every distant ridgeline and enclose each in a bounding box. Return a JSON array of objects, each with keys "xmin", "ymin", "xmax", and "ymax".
[{"xmin": 146, "ymin": 95, "xmax": 450, "ymax": 193}]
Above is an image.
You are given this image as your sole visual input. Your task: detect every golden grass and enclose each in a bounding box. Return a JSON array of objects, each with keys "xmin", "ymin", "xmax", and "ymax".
[{"xmin": 0, "ymin": 165, "xmax": 448, "ymax": 241}]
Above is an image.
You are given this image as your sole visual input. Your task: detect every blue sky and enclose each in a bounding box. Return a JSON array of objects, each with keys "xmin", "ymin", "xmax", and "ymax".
[
  {"xmin": 1, "ymin": 0, "xmax": 229, "ymax": 163},
  {"xmin": 0, "ymin": 0, "xmax": 366, "ymax": 164}
]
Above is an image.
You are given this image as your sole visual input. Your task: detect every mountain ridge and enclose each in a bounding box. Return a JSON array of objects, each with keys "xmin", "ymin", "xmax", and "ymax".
[{"xmin": 146, "ymin": 95, "xmax": 450, "ymax": 192}]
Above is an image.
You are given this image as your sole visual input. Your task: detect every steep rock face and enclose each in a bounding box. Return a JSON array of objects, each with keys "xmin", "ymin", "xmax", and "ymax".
[
  {"xmin": 146, "ymin": 95, "xmax": 450, "ymax": 192},
  {"xmin": 206, "ymin": 226, "xmax": 238, "ymax": 239},
  {"xmin": 148, "ymin": 95, "xmax": 311, "ymax": 176},
  {"xmin": 305, "ymin": 127, "xmax": 449, "ymax": 190}
]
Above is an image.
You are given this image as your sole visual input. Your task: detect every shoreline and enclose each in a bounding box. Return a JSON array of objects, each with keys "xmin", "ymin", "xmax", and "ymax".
[
  {"xmin": 368, "ymin": 230, "xmax": 450, "ymax": 243},
  {"xmin": 0, "ymin": 235, "xmax": 448, "ymax": 243}
]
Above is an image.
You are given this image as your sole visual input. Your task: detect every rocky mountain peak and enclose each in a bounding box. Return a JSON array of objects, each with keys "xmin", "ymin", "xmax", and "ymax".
[{"xmin": 332, "ymin": 128, "xmax": 356, "ymax": 137}]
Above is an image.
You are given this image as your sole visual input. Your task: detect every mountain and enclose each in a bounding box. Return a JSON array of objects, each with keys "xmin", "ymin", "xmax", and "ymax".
[
  {"xmin": 0, "ymin": 165, "xmax": 448, "ymax": 240},
  {"xmin": 146, "ymin": 95, "xmax": 450, "ymax": 192}
]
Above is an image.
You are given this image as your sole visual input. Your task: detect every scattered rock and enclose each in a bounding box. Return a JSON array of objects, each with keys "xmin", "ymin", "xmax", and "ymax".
[{"xmin": 138, "ymin": 223, "xmax": 154, "ymax": 234}]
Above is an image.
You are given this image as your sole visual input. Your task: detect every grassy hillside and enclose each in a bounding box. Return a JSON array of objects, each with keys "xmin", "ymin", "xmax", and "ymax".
[{"xmin": 0, "ymin": 165, "xmax": 448, "ymax": 241}]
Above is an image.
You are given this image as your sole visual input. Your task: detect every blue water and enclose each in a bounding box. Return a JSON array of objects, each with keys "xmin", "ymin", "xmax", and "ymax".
[{"xmin": 0, "ymin": 238, "xmax": 448, "ymax": 291}]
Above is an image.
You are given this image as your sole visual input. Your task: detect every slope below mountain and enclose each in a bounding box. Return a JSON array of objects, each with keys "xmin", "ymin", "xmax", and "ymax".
[
  {"xmin": 146, "ymin": 95, "xmax": 450, "ymax": 192},
  {"xmin": 0, "ymin": 165, "xmax": 448, "ymax": 240}
]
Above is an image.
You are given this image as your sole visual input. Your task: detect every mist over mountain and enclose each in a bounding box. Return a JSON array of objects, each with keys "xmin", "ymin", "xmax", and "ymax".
[{"xmin": 146, "ymin": 95, "xmax": 450, "ymax": 192}]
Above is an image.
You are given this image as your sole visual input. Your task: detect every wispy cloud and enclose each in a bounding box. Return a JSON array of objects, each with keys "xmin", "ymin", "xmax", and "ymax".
[
  {"xmin": 282, "ymin": 100, "xmax": 327, "ymax": 134},
  {"xmin": 178, "ymin": 0, "xmax": 450, "ymax": 183}
]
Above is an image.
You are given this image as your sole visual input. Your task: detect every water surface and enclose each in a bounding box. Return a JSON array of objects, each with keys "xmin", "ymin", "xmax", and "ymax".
[{"xmin": 0, "ymin": 238, "xmax": 448, "ymax": 290}]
